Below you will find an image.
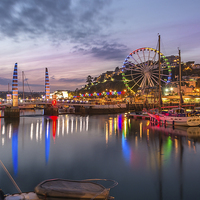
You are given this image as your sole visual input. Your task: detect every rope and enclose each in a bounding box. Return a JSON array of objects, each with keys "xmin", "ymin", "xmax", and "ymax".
[
  {"xmin": 83, "ymin": 179, "xmax": 118, "ymax": 189},
  {"xmin": 83, "ymin": 179, "xmax": 118, "ymax": 200},
  {"xmin": 0, "ymin": 160, "xmax": 22, "ymax": 193}
]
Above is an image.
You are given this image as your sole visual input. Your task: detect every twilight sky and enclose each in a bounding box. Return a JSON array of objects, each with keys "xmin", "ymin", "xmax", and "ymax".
[{"xmin": 0, "ymin": 0, "xmax": 200, "ymax": 92}]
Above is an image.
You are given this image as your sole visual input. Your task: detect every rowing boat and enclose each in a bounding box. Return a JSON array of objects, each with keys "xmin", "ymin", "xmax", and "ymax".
[{"xmin": 2, "ymin": 179, "xmax": 118, "ymax": 200}]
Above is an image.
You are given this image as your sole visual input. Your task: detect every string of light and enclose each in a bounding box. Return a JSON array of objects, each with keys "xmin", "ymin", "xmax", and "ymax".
[{"xmin": 73, "ymin": 90, "xmax": 126, "ymax": 98}]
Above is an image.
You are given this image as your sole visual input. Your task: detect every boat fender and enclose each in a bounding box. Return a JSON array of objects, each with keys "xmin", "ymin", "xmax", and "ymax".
[{"xmin": 0, "ymin": 189, "xmax": 5, "ymax": 200}]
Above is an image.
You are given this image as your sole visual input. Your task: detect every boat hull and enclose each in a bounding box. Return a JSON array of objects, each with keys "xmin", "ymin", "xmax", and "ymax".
[{"xmin": 148, "ymin": 113, "xmax": 200, "ymax": 127}]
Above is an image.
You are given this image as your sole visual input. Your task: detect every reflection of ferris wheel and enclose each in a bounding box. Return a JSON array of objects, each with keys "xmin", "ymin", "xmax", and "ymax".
[{"xmin": 122, "ymin": 47, "xmax": 171, "ymax": 93}]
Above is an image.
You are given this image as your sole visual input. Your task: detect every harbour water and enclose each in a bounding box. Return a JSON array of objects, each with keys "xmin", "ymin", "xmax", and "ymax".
[{"xmin": 0, "ymin": 110, "xmax": 200, "ymax": 200}]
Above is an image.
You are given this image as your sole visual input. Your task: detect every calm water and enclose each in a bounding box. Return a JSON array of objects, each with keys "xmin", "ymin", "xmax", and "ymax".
[{"xmin": 0, "ymin": 110, "xmax": 200, "ymax": 200}]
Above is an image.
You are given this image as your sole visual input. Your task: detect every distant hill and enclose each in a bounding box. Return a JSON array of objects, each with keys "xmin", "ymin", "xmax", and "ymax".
[
  {"xmin": 78, "ymin": 70, "xmax": 126, "ymax": 94},
  {"xmin": 78, "ymin": 64, "xmax": 200, "ymax": 95}
]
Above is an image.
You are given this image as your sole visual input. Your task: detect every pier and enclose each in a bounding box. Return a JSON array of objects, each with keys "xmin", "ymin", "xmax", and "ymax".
[{"xmin": 0, "ymin": 101, "xmax": 199, "ymax": 116}]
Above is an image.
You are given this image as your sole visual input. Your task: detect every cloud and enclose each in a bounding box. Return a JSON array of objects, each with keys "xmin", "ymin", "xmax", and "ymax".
[
  {"xmin": 90, "ymin": 42, "xmax": 128, "ymax": 60},
  {"xmin": 24, "ymin": 82, "xmax": 44, "ymax": 87},
  {"xmin": 73, "ymin": 41, "xmax": 129, "ymax": 61},
  {"xmin": 0, "ymin": 77, "xmax": 11, "ymax": 85},
  {"xmin": 0, "ymin": 0, "xmax": 112, "ymax": 43},
  {"xmin": 59, "ymin": 78, "xmax": 85, "ymax": 83}
]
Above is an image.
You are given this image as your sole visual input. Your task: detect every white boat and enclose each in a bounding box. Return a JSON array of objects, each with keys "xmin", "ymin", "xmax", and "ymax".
[
  {"xmin": 2, "ymin": 179, "xmax": 118, "ymax": 200},
  {"xmin": 147, "ymin": 38, "xmax": 200, "ymax": 127},
  {"xmin": 58, "ymin": 107, "xmax": 66, "ymax": 114},
  {"xmin": 58, "ymin": 106, "xmax": 75, "ymax": 114},
  {"xmin": 66, "ymin": 106, "xmax": 75, "ymax": 113},
  {"xmin": 148, "ymin": 108, "xmax": 200, "ymax": 127},
  {"xmin": 125, "ymin": 108, "xmax": 150, "ymax": 120}
]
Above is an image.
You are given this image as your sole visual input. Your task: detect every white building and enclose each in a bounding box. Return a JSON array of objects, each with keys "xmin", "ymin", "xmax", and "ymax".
[{"xmin": 50, "ymin": 90, "xmax": 69, "ymax": 99}]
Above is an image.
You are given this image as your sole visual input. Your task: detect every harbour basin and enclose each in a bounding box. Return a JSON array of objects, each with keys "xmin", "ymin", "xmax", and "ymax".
[{"xmin": 0, "ymin": 110, "xmax": 200, "ymax": 200}]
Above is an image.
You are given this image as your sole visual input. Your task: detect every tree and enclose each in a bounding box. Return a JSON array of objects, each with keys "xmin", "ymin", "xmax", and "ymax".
[
  {"xmin": 75, "ymin": 88, "xmax": 79, "ymax": 96},
  {"xmin": 115, "ymin": 67, "xmax": 119, "ymax": 72},
  {"xmin": 86, "ymin": 75, "xmax": 93, "ymax": 85}
]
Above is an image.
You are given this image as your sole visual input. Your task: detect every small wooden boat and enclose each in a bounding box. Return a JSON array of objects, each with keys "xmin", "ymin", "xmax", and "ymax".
[{"xmin": 2, "ymin": 179, "xmax": 118, "ymax": 200}]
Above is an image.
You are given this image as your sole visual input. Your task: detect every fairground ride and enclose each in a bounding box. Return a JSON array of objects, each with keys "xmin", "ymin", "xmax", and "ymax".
[{"xmin": 122, "ymin": 47, "xmax": 172, "ymax": 94}]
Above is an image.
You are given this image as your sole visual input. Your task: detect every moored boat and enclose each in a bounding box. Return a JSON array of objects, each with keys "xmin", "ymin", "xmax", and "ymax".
[
  {"xmin": 147, "ymin": 39, "xmax": 200, "ymax": 127},
  {"xmin": 125, "ymin": 108, "xmax": 150, "ymax": 120},
  {"xmin": 58, "ymin": 106, "xmax": 75, "ymax": 114},
  {"xmin": 2, "ymin": 179, "xmax": 118, "ymax": 200},
  {"xmin": 148, "ymin": 108, "xmax": 200, "ymax": 127}
]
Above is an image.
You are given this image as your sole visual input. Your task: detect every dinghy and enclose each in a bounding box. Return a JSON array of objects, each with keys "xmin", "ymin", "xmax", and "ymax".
[{"xmin": 3, "ymin": 179, "xmax": 118, "ymax": 200}]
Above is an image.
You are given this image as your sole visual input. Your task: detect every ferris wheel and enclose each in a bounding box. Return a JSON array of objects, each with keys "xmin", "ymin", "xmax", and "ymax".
[{"xmin": 122, "ymin": 47, "xmax": 172, "ymax": 93}]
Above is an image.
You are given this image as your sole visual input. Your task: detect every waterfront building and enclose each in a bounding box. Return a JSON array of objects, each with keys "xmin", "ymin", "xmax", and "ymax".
[
  {"xmin": 165, "ymin": 55, "xmax": 179, "ymax": 68},
  {"xmin": 50, "ymin": 90, "xmax": 69, "ymax": 99},
  {"xmin": 191, "ymin": 63, "xmax": 200, "ymax": 69},
  {"xmin": 186, "ymin": 61, "xmax": 195, "ymax": 67},
  {"xmin": 164, "ymin": 85, "xmax": 194, "ymax": 96},
  {"xmin": 7, "ymin": 94, "xmax": 12, "ymax": 103}
]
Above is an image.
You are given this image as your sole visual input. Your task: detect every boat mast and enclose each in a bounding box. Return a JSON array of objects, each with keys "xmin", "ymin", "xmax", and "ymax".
[
  {"xmin": 22, "ymin": 71, "xmax": 24, "ymax": 102},
  {"xmin": 158, "ymin": 35, "xmax": 161, "ymax": 111},
  {"xmin": 179, "ymin": 49, "xmax": 182, "ymax": 108}
]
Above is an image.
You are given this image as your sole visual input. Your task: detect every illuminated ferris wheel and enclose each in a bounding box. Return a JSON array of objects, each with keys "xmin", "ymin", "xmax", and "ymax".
[{"xmin": 122, "ymin": 47, "xmax": 172, "ymax": 93}]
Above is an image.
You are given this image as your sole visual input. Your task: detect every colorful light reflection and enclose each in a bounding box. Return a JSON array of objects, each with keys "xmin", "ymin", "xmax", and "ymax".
[
  {"xmin": 45, "ymin": 119, "xmax": 50, "ymax": 164},
  {"xmin": 12, "ymin": 128, "xmax": 18, "ymax": 175}
]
